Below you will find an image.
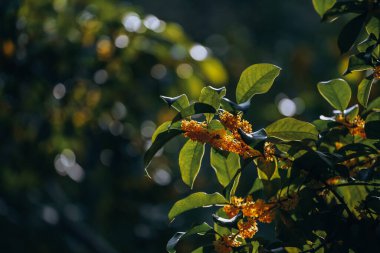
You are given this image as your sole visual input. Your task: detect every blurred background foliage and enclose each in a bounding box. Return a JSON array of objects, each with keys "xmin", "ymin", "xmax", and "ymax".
[{"xmin": 0, "ymin": 0, "xmax": 368, "ymax": 252}]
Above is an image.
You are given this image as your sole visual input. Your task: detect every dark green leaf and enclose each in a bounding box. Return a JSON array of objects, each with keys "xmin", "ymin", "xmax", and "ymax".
[
  {"xmin": 256, "ymin": 157, "xmax": 279, "ymax": 181},
  {"xmin": 221, "ymin": 97, "xmax": 251, "ymax": 113},
  {"xmin": 357, "ymin": 78, "xmax": 374, "ymax": 107},
  {"xmin": 337, "ymin": 14, "xmax": 366, "ymax": 54},
  {"xmin": 238, "ymin": 128, "xmax": 267, "ymax": 145},
  {"xmin": 312, "ymin": 0, "xmax": 336, "ymax": 17},
  {"xmin": 210, "ymin": 148, "xmax": 240, "ymax": 187},
  {"xmin": 166, "ymin": 223, "xmax": 213, "ymax": 253},
  {"xmin": 344, "ymin": 54, "xmax": 373, "ymax": 74},
  {"xmin": 172, "ymin": 103, "xmax": 216, "ymax": 123},
  {"xmin": 266, "ymin": 118, "xmax": 319, "ymax": 141},
  {"xmin": 212, "ymin": 212, "xmax": 241, "ymax": 227},
  {"xmin": 317, "ymin": 78, "xmax": 351, "ymax": 112},
  {"xmin": 144, "ymin": 129, "xmax": 183, "ymax": 174},
  {"xmin": 367, "ymin": 96, "xmax": 380, "ymax": 112},
  {"xmin": 161, "ymin": 94, "xmax": 190, "ymax": 112},
  {"xmin": 179, "ymin": 140, "xmax": 205, "ymax": 188},
  {"xmin": 223, "ymin": 169, "xmax": 242, "ymax": 201},
  {"xmin": 236, "ymin": 63, "xmax": 281, "ymax": 103},
  {"xmin": 168, "ymin": 192, "xmax": 227, "ymax": 221},
  {"xmin": 322, "ymin": 1, "xmax": 368, "ymax": 22}
]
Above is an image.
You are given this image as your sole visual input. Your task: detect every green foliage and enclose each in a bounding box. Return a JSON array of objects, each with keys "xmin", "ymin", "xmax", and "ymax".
[
  {"xmin": 168, "ymin": 192, "xmax": 227, "ymax": 221},
  {"xmin": 145, "ymin": 2, "xmax": 380, "ymax": 252},
  {"xmin": 266, "ymin": 118, "xmax": 319, "ymax": 141},
  {"xmin": 179, "ymin": 140, "xmax": 205, "ymax": 188},
  {"xmin": 235, "ymin": 63, "xmax": 281, "ymax": 103},
  {"xmin": 317, "ymin": 79, "xmax": 352, "ymax": 112}
]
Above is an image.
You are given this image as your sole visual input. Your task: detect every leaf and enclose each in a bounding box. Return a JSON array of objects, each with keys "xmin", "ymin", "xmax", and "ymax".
[
  {"xmin": 199, "ymin": 86, "xmax": 226, "ymax": 122},
  {"xmin": 256, "ymin": 157, "xmax": 279, "ymax": 181},
  {"xmin": 221, "ymin": 97, "xmax": 251, "ymax": 113},
  {"xmin": 357, "ymin": 78, "xmax": 374, "ymax": 108},
  {"xmin": 238, "ymin": 128, "xmax": 267, "ymax": 145},
  {"xmin": 344, "ymin": 54, "xmax": 373, "ymax": 75},
  {"xmin": 312, "ymin": 0, "xmax": 336, "ymax": 17},
  {"xmin": 322, "ymin": 1, "xmax": 368, "ymax": 22},
  {"xmin": 212, "ymin": 212, "xmax": 241, "ymax": 227},
  {"xmin": 172, "ymin": 103, "xmax": 216, "ymax": 123},
  {"xmin": 168, "ymin": 192, "xmax": 227, "ymax": 221},
  {"xmin": 367, "ymin": 96, "xmax": 380, "ymax": 112},
  {"xmin": 161, "ymin": 94, "xmax": 190, "ymax": 112},
  {"xmin": 210, "ymin": 148, "xmax": 241, "ymax": 187},
  {"xmin": 266, "ymin": 118, "xmax": 319, "ymax": 141},
  {"xmin": 236, "ymin": 63, "xmax": 281, "ymax": 103},
  {"xmin": 317, "ymin": 78, "xmax": 352, "ymax": 112},
  {"xmin": 166, "ymin": 223, "xmax": 213, "ymax": 253},
  {"xmin": 144, "ymin": 129, "xmax": 183, "ymax": 174},
  {"xmin": 366, "ymin": 17, "xmax": 380, "ymax": 38},
  {"xmin": 223, "ymin": 169, "xmax": 241, "ymax": 201},
  {"xmin": 179, "ymin": 140, "xmax": 205, "ymax": 188},
  {"xmin": 152, "ymin": 121, "xmax": 181, "ymax": 142},
  {"xmin": 337, "ymin": 14, "xmax": 366, "ymax": 54}
]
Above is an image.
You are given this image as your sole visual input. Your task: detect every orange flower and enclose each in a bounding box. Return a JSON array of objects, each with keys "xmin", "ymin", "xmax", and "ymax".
[
  {"xmin": 242, "ymin": 198, "xmax": 275, "ymax": 223},
  {"xmin": 238, "ymin": 218, "xmax": 258, "ymax": 238},
  {"xmin": 374, "ymin": 65, "xmax": 380, "ymax": 79},
  {"xmin": 223, "ymin": 196, "xmax": 244, "ymax": 218},
  {"xmin": 348, "ymin": 115, "xmax": 366, "ymax": 139},
  {"xmin": 181, "ymin": 120, "xmax": 261, "ymax": 158}
]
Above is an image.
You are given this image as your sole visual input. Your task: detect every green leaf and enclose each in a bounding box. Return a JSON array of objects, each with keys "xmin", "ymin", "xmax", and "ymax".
[
  {"xmin": 236, "ymin": 63, "xmax": 281, "ymax": 103},
  {"xmin": 344, "ymin": 54, "xmax": 373, "ymax": 74},
  {"xmin": 266, "ymin": 118, "xmax": 319, "ymax": 141},
  {"xmin": 179, "ymin": 140, "xmax": 205, "ymax": 188},
  {"xmin": 312, "ymin": 0, "xmax": 336, "ymax": 17},
  {"xmin": 357, "ymin": 78, "xmax": 374, "ymax": 108},
  {"xmin": 166, "ymin": 223, "xmax": 213, "ymax": 253},
  {"xmin": 317, "ymin": 78, "xmax": 352, "ymax": 112},
  {"xmin": 199, "ymin": 86, "xmax": 226, "ymax": 122},
  {"xmin": 161, "ymin": 94, "xmax": 190, "ymax": 112},
  {"xmin": 210, "ymin": 148, "xmax": 241, "ymax": 187},
  {"xmin": 144, "ymin": 128, "xmax": 183, "ymax": 174},
  {"xmin": 367, "ymin": 96, "xmax": 380, "ymax": 112},
  {"xmin": 152, "ymin": 121, "xmax": 181, "ymax": 142},
  {"xmin": 366, "ymin": 17, "xmax": 380, "ymax": 38},
  {"xmin": 366, "ymin": 112, "xmax": 380, "ymax": 122},
  {"xmin": 256, "ymin": 157, "xmax": 279, "ymax": 181},
  {"xmin": 172, "ymin": 103, "xmax": 216, "ymax": 123},
  {"xmin": 337, "ymin": 14, "xmax": 366, "ymax": 54},
  {"xmin": 322, "ymin": 2, "xmax": 368, "ymax": 22},
  {"xmin": 207, "ymin": 119, "xmax": 225, "ymax": 130},
  {"xmin": 168, "ymin": 192, "xmax": 227, "ymax": 221}
]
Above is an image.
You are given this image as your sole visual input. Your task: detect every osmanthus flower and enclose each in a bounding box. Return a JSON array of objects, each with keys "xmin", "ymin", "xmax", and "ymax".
[
  {"xmin": 374, "ymin": 65, "xmax": 380, "ymax": 79},
  {"xmin": 238, "ymin": 217, "xmax": 258, "ymax": 239},
  {"xmin": 181, "ymin": 119, "xmax": 261, "ymax": 158},
  {"xmin": 213, "ymin": 235, "xmax": 242, "ymax": 253},
  {"xmin": 335, "ymin": 114, "xmax": 366, "ymax": 139}
]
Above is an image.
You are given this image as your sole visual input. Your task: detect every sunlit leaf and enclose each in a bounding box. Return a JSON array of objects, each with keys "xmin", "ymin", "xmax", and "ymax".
[
  {"xmin": 221, "ymin": 97, "xmax": 251, "ymax": 113},
  {"xmin": 210, "ymin": 148, "xmax": 240, "ymax": 187},
  {"xmin": 152, "ymin": 121, "xmax": 182, "ymax": 142},
  {"xmin": 317, "ymin": 78, "xmax": 351, "ymax": 112},
  {"xmin": 366, "ymin": 17, "xmax": 380, "ymax": 38},
  {"xmin": 167, "ymin": 223, "xmax": 213, "ymax": 253},
  {"xmin": 179, "ymin": 140, "xmax": 205, "ymax": 188},
  {"xmin": 236, "ymin": 63, "xmax": 281, "ymax": 103},
  {"xmin": 168, "ymin": 192, "xmax": 227, "ymax": 221},
  {"xmin": 312, "ymin": 0, "xmax": 336, "ymax": 17},
  {"xmin": 367, "ymin": 96, "xmax": 380, "ymax": 112},
  {"xmin": 266, "ymin": 118, "xmax": 319, "ymax": 141},
  {"xmin": 357, "ymin": 78, "xmax": 374, "ymax": 108},
  {"xmin": 199, "ymin": 86, "xmax": 226, "ymax": 122}
]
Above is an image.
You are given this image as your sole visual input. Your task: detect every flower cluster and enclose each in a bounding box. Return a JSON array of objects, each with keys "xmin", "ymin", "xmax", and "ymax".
[
  {"xmin": 335, "ymin": 114, "xmax": 366, "ymax": 139},
  {"xmin": 219, "ymin": 110, "xmax": 252, "ymax": 137},
  {"xmin": 181, "ymin": 119, "xmax": 261, "ymax": 158},
  {"xmin": 213, "ymin": 235, "xmax": 241, "ymax": 253},
  {"xmin": 374, "ymin": 65, "xmax": 380, "ymax": 79}
]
